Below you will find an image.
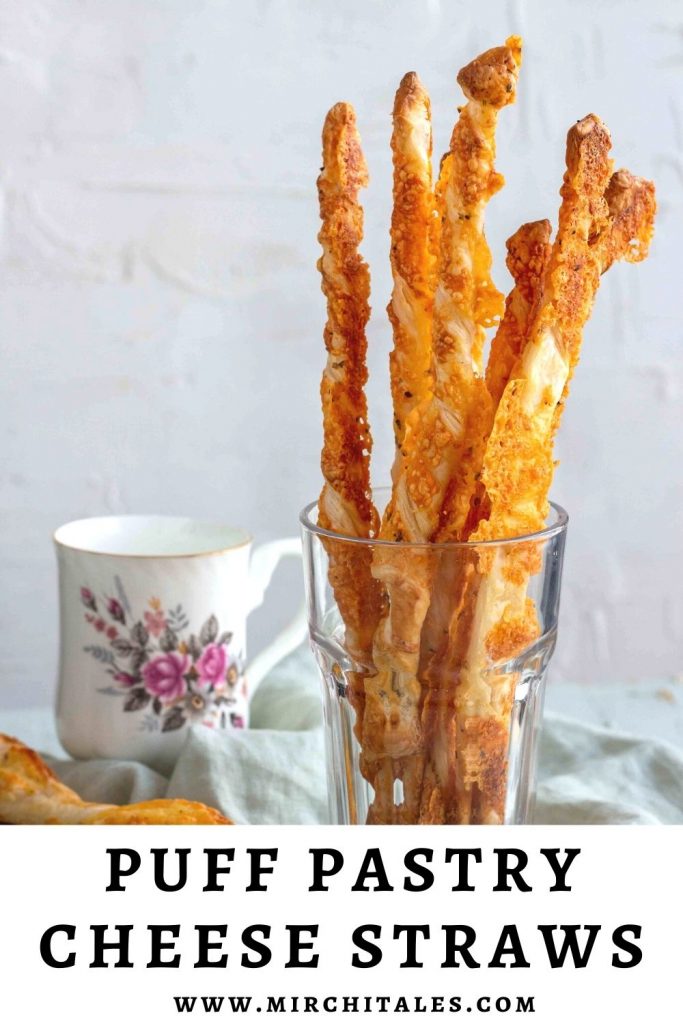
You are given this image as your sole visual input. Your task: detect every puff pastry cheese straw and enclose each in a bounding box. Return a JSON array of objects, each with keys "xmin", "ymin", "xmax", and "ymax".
[
  {"xmin": 317, "ymin": 102, "xmax": 378, "ymax": 558},
  {"xmin": 486, "ymin": 220, "xmax": 553, "ymax": 410},
  {"xmin": 421, "ymin": 219, "xmax": 551, "ymax": 655},
  {"xmin": 388, "ymin": 72, "xmax": 438, "ymax": 466},
  {"xmin": 313, "ymin": 42, "xmax": 657, "ymax": 827},
  {"xmin": 363, "ymin": 39, "xmax": 522, "ymax": 823},
  {"xmin": 0, "ymin": 733, "xmax": 230, "ymax": 824},
  {"xmin": 416, "ymin": 219, "xmax": 551, "ymax": 822},
  {"xmin": 456, "ymin": 128, "xmax": 656, "ymax": 825},
  {"xmin": 317, "ymin": 103, "xmax": 384, "ymax": 758},
  {"xmin": 355, "ymin": 74, "xmax": 437, "ymax": 821}
]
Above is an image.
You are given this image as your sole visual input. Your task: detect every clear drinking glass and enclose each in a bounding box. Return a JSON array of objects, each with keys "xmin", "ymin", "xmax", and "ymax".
[{"xmin": 300, "ymin": 489, "xmax": 568, "ymax": 825}]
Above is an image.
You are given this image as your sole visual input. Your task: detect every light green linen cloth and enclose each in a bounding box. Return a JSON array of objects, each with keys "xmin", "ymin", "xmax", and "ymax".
[{"xmin": 3, "ymin": 648, "xmax": 682, "ymax": 824}]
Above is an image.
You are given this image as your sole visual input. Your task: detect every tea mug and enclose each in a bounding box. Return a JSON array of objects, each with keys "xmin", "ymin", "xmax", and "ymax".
[{"xmin": 54, "ymin": 515, "xmax": 306, "ymax": 772}]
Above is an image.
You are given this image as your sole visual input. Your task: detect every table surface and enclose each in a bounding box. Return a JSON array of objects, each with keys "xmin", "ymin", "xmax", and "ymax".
[{"xmin": 546, "ymin": 679, "xmax": 683, "ymax": 751}]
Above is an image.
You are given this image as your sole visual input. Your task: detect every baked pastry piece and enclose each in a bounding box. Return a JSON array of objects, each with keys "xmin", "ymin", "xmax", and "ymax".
[
  {"xmin": 316, "ymin": 39, "xmax": 657, "ymax": 826},
  {"xmin": 365, "ymin": 37, "xmax": 523, "ymax": 822},
  {"xmin": 387, "ymin": 71, "xmax": 437, "ymax": 464},
  {"xmin": 0, "ymin": 733, "xmax": 231, "ymax": 824},
  {"xmin": 316, "ymin": 102, "xmax": 385, "ymax": 747},
  {"xmin": 442, "ymin": 127, "xmax": 656, "ymax": 825}
]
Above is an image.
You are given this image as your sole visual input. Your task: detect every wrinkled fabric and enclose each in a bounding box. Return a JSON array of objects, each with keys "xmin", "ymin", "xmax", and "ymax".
[
  {"xmin": 3, "ymin": 649, "xmax": 682, "ymax": 824},
  {"xmin": 536, "ymin": 715, "xmax": 683, "ymax": 824}
]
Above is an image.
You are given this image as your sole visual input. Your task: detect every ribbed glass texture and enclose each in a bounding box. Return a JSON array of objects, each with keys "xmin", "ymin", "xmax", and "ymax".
[{"xmin": 300, "ymin": 492, "xmax": 567, "ymax": 825}]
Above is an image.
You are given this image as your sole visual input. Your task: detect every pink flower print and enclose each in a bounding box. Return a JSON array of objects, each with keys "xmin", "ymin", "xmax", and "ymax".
[
  {"xmin": 106, "ymin": 598, "xmax": 125, "ymax": 624},
  {"xmin": 143, "ymin": 608, "xmax": 166, "ymax": 637},
  {"xmin": 106, "ymin": 626, "xmax": 118, "ymax": 640},
  {"xmin": 81, "ymin": 587, "xmax": 96, "ymax": 611},
  {"xmin": 142, "ymin": 652, "xmax": 189, "ymax": 704},
  {"xmin": 114, "ymin": 672, "xmax": 136, "ymax": 688},
  {"xmin": 196, "ymin": 644, "xmax": 228, "ymax": 689},
  {"xmin": 94, "ymin": 618, "xmax": 106, "ymax": 632}
]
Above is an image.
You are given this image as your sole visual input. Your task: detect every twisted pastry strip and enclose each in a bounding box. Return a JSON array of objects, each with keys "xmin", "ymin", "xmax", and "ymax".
[
  {"xmin": 388, "ymin": 73, "xmax": 438, "ymax": 467},
  {"xmin": 362, "ymin": 80, "xmax": 439, "ymax": 822},
  {"xmin": 362, "ymin": 39, "xmax": 522, "ymax": 823},
  {"xmin": 415, "ymin": 219, "xmax": 551, "ymax": 821},
  {"xmin": 431, "ymin": 36, "xmax": 526, "ymax": 546},
  {"xmin": 422, "ymin": 220, "xmax": 551, "ymax": 659},
  {"xmin": 486, "ymin": 220, "xmax": 553, "ymax": 409},
  {"xmin": 361, "ymin": 148, "xmax": 455, "ymax": 821},
  {"xmin": 317, "ymin": 104, "xmax": 383, "ymax": 760},
  {"xmin": 318, "ymin": 102, "xmax": 378, "ymax": 550},
  {"xmin": 473, "ymin": 116, "xmax": 622, "ymax": 546},
  {"xmin": 547, "ymin": 166, "xmax": 656, "ymax": 441},
  {"xmin": 458, "ymin": 134, "xmax": 656, "ymax": 825},
  {"xmin": 377, "ymin": 36, "xmax": 521, "ymax": 621},
  {"xmin": 453, "ymin": 219, "xmax": 553, "ymax": 541},
  {"xmin": 450, "ymin": 116, "xmax": 614, "ymax": 824}
]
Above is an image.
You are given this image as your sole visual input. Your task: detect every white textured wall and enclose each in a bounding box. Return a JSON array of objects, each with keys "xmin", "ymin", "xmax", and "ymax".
[{"xmin": 1, "ymin": 0, "xmax": 681, "ymax": 708}]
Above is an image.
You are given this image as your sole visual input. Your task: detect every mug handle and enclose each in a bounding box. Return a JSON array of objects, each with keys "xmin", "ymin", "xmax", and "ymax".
[{"xmin": 246, "ymin": 537, "xmax": 307, "ymax": 692}]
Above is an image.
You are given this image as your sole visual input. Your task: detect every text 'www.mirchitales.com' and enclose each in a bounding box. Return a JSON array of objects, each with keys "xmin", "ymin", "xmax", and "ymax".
[{"xmin": 171, "ymin": 994, "xmax": 536, "ymax": 1015}]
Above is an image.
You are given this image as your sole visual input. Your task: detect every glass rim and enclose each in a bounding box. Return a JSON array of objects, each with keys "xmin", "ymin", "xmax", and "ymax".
[{"xmin": 299, "ymin": 493, "xmax": 568, "ymax": 550}]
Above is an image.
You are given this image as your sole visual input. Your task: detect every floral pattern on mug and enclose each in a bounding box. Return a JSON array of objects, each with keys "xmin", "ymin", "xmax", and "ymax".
[
  {"xmin": 196, "ymin": 643, "xmax": 229, "ymax": 688},
  {"xmin": 142, "ymin": 651, "xmax": 190, "ymax": 704},
  {"xmin": 81, "ymin": 580, "xmax": 245, "ymax": 733}
]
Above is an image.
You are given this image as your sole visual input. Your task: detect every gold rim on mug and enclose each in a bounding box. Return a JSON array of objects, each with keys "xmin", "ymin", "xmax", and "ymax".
[{"xmin": 53, "ymin": 515, "xmax": 253, "ymax": 559}]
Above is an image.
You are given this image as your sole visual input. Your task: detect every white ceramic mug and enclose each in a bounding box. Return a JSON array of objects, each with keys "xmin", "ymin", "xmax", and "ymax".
[{"xmin": 54, "ymin": 515, "xmax": 306, "ymax": 772}]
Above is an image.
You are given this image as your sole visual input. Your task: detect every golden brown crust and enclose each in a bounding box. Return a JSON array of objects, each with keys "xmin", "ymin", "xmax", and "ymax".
[
  {"xmin": 377, "ymin": 33, "xmax": 523, "ymax": 560},
  {"xmin": 449, "ymin": 118, "xmax": 614, "ymax": 825},
  {"xmin": 388, "ymin": 73, "xmax": 437, "ymax": 457},
  {"xmin": 474, "ymin": 114, "xmax": 614, "ymax": 544},
  {"xmin": 315, "ymin": 51, "xmax": 656, "ymax": 829},
  {"xmin": 85, "ymin": 800, "xmax": 229, "ymax": 825},
  {"xmin": 602, "ymin": 170, "xmax": 656, "ymax": 265},
  {"xmin": 361, "ymin": 39, "xmax": 523, "ymax": 824},
  {"xmin": 453, "ymin": 128, "xmax": 657, "ymax": 828},
  {"xmin": 474, "ymin": 139, "xmax": 656, "ymax": 551},
  {"xmin": 426, "ymin": 36, "xmax": 524, "ymax": 544},
  {"xmin": 485, "ymin": 220, "xmax": 553, "ymax": 409},
  {"xmin": 547, "ymin": 165, "xmax": 656, "ymax": 442},
  {"xmin": 317, "ymin": 103, "xmax": 383, "ymax": 656},
  {"xmin": 0, "ymin": 733, "xmax": 84, "ymax": 823},
  {"xmin": 317, "ymin": 102, "xmax": 378, "ymax": 543},
  {"xmin": 460, "ymin": 715, "xmax": 510, "ymax": 821},
  {"xmin": 316, "ymin": 104, "xmax": 385, "ymax": 747},
  {"xmin": 457, "ymin": 36, "xmax": 523, "ymax": 108},
  {"xmin": 484, "ymin": 597, "xmax": 539, "ymax": 662},
  {"xmin": 0, "ymin": 734, "xmax": 231, "ymax": 824},
  {"xmin": 418, "ymin": 220, "xmax": 550, "ymax": 694}
]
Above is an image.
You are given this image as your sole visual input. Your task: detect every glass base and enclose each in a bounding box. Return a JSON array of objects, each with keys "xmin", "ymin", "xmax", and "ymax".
[{"xmin": 314, "ymin": 630, "xmax": 555, "ymax": 825}]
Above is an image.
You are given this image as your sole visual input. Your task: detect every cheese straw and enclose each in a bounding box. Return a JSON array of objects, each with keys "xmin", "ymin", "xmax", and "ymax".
[
  {"xmin": 416, "ymin": 219, "xmax": 551, "ymax": 822},
  {"xmin": 387, "ymin": 72, "xmax": 438, "ymax": 469},
  {"xmin": 452, "ymin": 126, "xmax": 656, "ymax": 825},
  {"xmin": 363, "ymin": 38, "xmax": 522, "ymax": 823},
  {"xmin": 316, "ymin": 103, "xmax": 384, "ymax": 758},
  {"xmin": 315, "ymin": 41, "xmax": 656, "ymax": 827},
  {"xmin": 0, "ymin": 734, "xmax": 230, "ymax": 824}
]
